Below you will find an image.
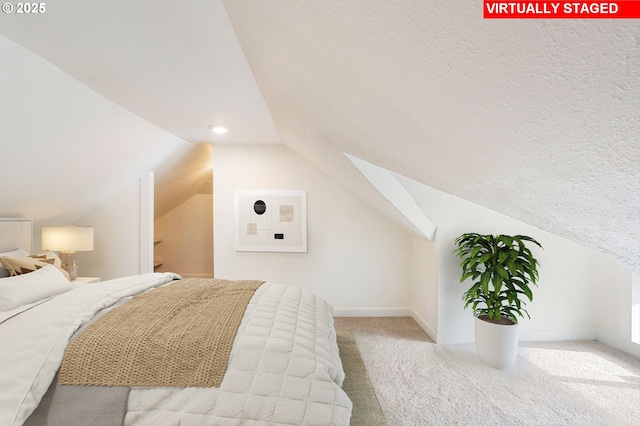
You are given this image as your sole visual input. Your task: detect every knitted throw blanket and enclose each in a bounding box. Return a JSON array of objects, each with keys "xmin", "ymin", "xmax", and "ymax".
[{"xmin": 58, "ymin": 278, "xmax": 264, "ymax": 387}]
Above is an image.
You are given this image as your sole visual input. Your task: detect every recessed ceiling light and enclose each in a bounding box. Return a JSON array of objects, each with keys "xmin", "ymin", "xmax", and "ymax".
[{"xmin": 209, "ymin": 125, "xmax": 228, "ymax": 135}]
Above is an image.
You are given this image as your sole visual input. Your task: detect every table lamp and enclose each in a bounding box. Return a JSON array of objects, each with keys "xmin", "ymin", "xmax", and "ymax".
[{"xmin": 42, "ymin": 226, "xmax": 94, "ymax": 281}]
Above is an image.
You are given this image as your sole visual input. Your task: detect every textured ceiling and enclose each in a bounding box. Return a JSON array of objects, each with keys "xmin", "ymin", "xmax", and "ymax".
[
  {"xmin": 0, "ymin": 1, "xmax": 637, "ymax": 272},
  {"xmin": 223, "ymin": 1, "xmax": 639, "ymax": 272}
]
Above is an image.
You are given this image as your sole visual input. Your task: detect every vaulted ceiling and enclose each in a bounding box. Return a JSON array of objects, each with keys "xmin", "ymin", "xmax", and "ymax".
[{"xmin": 0, "ymin": 1, "xmax": 638, "ymax": 272}]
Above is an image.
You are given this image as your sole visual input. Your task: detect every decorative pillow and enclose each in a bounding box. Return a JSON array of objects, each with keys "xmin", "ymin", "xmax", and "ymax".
[
  {"xmin": 0, "ymin": 265, "xmax": 73, "ymax": 312},
  {"xmin": 0, "ymin": 249, "xmax": 29, "ymax": 278},
  {"xmin": 0, "ymin": 255, "xmax": 70, "ymax": 281},
  {"xmin": 30, "ymin": 251, "xmax": 63, "ymax": 269}
]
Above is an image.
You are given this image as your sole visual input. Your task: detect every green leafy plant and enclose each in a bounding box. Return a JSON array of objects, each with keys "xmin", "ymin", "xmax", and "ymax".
[{"xmin": 454, "ymin": 233, "xmax": 542, "ymax": 324}]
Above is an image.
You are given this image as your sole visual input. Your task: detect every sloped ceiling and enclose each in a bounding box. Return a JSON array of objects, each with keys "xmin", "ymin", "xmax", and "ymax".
[
  {"xmin": 0, "ymin": 34, "xmax": 191, "ymax": 226},
  {"xmin": 0, "ymin": 0, "xmax": 279, "ymax": 145},
  {"xmin": 222, "ymin": 1, "xmax": 639, "ymax": 272},
  {"xmin": 0, "ymin": 1, "xmax": 638, "ymax": 272},
  {"xmin": 154, "ymin": 143, "xmax": 213, "ymax": 219},
  {"xmin": 0, "ymin": 0, "xmax": 278, "ymax": 227}
]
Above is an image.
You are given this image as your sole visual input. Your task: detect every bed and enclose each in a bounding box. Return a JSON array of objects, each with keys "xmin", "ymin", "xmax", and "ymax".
[{"xmin": 0, "ymin": 219, "xmax": 352, "ymax": 425}]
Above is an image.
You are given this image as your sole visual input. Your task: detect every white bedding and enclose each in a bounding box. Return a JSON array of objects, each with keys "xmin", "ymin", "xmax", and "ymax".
[{"xmin": 0, "ymin": 273, "xmax": 352, "ymax": 425}]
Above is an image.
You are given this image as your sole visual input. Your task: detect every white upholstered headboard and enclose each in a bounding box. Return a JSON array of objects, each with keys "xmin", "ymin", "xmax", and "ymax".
[{"xmin": 0, "ymin": 218, "xmax": 33, "ymax": 254}]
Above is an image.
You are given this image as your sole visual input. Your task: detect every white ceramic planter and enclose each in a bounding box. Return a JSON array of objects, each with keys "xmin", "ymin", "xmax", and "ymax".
[{"xmin": 474, "ymin": 315, "xmax": 519, "ymax": 369}]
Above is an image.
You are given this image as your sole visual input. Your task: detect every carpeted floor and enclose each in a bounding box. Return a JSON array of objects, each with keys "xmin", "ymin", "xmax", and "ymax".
[{"xmin": 334, "ymin": 317, "xmax": 640, "ymax": 426}]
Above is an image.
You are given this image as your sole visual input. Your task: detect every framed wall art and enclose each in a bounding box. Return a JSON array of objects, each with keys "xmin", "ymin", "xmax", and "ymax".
[{"xmin": 234, "ymin": 190, "xmax": 307, "ymax": 252}]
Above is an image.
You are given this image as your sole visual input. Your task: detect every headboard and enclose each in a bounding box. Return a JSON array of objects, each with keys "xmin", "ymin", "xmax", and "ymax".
[{"xmin": 0, "ymin": 218, "xmax": 33, "ymax": 254}]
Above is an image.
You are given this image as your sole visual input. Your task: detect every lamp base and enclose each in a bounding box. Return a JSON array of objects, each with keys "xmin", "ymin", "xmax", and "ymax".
[{"xmin": 60, "ymin": 251, "xmax": 78, "ymax": 281}]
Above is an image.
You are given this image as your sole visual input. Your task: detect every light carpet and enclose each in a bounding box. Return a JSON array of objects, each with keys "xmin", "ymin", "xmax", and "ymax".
[{"xmin": 334, "ymin": 317, "xmax": 640, "ymax": 426}]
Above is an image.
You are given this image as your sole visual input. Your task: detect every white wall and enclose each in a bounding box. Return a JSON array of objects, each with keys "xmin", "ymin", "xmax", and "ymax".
[
  {"xmin": 74, "ymin": 180, "xmax": 144, "ymax": 281},
  {"xmin": 213, "ymin": 144, "xmax": 412, "ymax": 312},
  {"xmin": 434, "ymin": 217, "xmax": 597, "ymax": 344},
  {"xmin": 397, "ymin": 174, "xmax": 639, "ymax": 357},
  {"xmin": 155, "ymin": 194, "xmax": 214, "ymax": 278},
  {"xmin": 0, "ymin": 35, "xmax": 189, "ymax": 228},
  {"xmin": 409, "ymin": 238, "xmax": 438, "ymax": 341},
  {"xmin": 595, "ymin": 260, "xmax": 640, "ymax": 357}
]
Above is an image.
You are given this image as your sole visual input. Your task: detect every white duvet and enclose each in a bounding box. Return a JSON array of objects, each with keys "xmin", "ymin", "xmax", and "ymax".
[{"xmin": 0, "ymin": 273, "xmax": 352, "ymax": 425}]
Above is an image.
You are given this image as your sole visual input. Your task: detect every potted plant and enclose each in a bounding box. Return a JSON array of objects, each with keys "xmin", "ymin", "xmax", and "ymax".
[{"xmin": 454, "ymin": 233, "xmax": 542, "ymax": 369}]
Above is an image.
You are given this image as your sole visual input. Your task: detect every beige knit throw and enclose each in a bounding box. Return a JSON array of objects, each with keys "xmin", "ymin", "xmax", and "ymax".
[{"xmin": 59, "ymin": 278, "xmax": 264, "ymax": 387}]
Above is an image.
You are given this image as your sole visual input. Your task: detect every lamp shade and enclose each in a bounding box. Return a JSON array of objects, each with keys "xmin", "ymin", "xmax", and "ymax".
[{"xmin": 42, "ymin": 226, "xmax": 94, "ymax": 252}]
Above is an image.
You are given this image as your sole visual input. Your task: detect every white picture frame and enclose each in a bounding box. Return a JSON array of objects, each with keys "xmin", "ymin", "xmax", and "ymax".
[{"xmin": 234, "ymin": 190, "xmax": 307, "ymax": 253}]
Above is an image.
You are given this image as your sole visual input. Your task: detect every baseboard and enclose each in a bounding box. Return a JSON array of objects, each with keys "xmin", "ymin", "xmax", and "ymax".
[
  {"xmin": 596, "ymin": 331, "xmax": 640, "ymax": 359},
  {"xmin": 333, "ymin": 308, "xmax": 412, "ymax": 317},
  {"xmin": 519, "ymin": 330, "xmax": 597, "ymax": 342},
  {"xmin": 332, "ymin": 308, "xmax": 638, "ymax": 359},
  {"xmin": 332, "ymin": 308, "xmax": 438, "ymax": 341},
  {"xmin": 409, "ymin": 309, "xmax": 437, "ymax": 342}
]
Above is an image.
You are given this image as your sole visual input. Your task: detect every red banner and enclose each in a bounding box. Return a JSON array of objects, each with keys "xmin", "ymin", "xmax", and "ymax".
[{"xmin": 484, "ymin": 1, "xmax": 640, "ymax": 18}]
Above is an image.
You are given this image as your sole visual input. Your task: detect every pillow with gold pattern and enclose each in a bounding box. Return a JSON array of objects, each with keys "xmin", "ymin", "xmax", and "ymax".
[
  {"xmin": 0, "ymin": 249, "xmax": 29, "ymax": 278},
  {"xmin": 0, "ymin": 255, "xmax": 70, "ymax": 281},
  {"xmin": 29, "ymin": 251, "xmax": 63, "ymax": 269}
]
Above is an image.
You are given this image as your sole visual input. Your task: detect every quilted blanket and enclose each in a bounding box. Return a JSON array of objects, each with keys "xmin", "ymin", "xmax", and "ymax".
[
  {"xmin": 0, "ymin": 273, "xmax": 352, "ymax": 426},
  {"xmin": 126, "ymin": 282, "xmax": 351, "ymax": 425}
]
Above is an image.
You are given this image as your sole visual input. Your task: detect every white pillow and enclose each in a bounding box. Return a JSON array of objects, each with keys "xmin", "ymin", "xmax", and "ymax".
[
  {"xmin": 0, "ymin": 249, "xmax": 29, "ymax": 278},
  {"xmin": 0, "ymin": 264, "xmax": 72, "ymax": 312}
]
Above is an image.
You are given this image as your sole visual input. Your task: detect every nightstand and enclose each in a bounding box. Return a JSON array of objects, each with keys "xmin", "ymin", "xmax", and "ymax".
[{"xmin": 71, "ymin": 276, "xmax": 101, "ymax": 287}]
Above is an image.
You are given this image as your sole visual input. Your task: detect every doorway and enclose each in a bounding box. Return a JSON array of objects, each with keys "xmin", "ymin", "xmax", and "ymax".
[{"xmin": 153, "ymin": 143, "xmax": 214, "ymax": 278}]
